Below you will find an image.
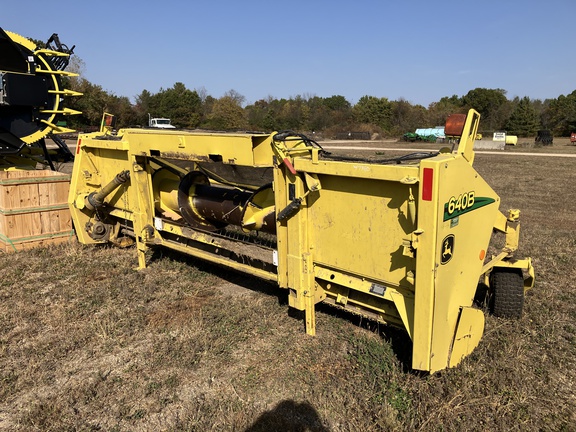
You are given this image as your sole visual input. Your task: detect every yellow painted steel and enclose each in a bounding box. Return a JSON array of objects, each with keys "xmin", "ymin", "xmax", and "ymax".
[
  {"xmin": 449, "ymin": 307, "xmax": 485, "ymax": 368},
  {"xmin": 68, "ymin": 109, "xmax": 535, "ymax": 373},
  {"xmin": 3, "ymin": 30, "xmax": 36, "ymax": 57},
  {"xmin": 241, "ymin": 186, "xmax": 275, "ymax": 232},
  {"xmin": 21, "ymin": 43, "xmax": 80, "ymax": 144}
]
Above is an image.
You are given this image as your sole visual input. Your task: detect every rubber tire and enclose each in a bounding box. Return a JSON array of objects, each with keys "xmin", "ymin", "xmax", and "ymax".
[{"xmin": 490, "ymin": 269, "xmax": 524, "ymax": 319}]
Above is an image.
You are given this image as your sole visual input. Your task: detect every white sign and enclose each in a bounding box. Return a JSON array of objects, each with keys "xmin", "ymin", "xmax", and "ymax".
[{"xmin": 493, "ymin": 132, "xmax": 506, "ymax": 142}]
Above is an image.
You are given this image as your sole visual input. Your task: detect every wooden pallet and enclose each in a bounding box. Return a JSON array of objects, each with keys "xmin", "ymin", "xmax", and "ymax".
[{"xmin": 0, "ymin": 170, "xmax": 74, "ymax": 252}]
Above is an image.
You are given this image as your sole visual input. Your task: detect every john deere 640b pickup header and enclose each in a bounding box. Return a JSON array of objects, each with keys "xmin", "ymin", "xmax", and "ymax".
[{"xmin": 68, "ymin": 110, "xmax": 534, "ymax": 373}]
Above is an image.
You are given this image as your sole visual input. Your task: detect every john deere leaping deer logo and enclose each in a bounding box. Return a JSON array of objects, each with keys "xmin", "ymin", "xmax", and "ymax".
[{"xmin": 441, "ymin": 234, "xmax": 454, "ymax": 265}]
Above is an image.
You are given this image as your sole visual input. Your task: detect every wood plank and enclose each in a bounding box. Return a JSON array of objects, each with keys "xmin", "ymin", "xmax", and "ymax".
[{"xmin": 0, "ymin": 169, "xmax": 72, "ymax": 244}]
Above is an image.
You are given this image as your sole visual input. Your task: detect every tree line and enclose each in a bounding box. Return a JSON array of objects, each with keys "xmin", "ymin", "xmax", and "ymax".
[{"xmin": 64, "ymin": 76, "xmax": 576, "ymax": 138}]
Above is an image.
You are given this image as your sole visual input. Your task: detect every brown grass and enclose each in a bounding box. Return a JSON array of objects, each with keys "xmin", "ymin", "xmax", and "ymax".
[{"xmin": 1, "ymin": 142, "xmax": 575, "ymax": 431}]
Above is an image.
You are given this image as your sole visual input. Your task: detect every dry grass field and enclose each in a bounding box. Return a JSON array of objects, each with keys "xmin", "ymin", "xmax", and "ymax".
[{"xmin": 1, "ymin": 140, "xmax": 575, "ymax": 431}]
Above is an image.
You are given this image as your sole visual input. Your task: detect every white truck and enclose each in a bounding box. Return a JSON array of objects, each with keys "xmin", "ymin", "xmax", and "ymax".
[{"xmin": 148, "ymin": 115, "xmax": 176, "ymax": 129}]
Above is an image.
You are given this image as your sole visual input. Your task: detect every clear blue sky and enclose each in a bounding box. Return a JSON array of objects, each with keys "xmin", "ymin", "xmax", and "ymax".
[{"xmin": 3, "ymin": 0, "xmax": 575, "ymax": 106}]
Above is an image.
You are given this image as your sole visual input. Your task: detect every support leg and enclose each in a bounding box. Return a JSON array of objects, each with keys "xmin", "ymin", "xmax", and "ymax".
[{"xmin": 304, "ymin": 291, "xmax": 316, "ymax": 336}]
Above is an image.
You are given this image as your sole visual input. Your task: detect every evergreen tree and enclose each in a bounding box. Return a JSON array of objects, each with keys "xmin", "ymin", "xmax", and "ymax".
[
  {"xmin": 506, "ymin": 97, "xmax": 540, "ymax": 136},
  {"xmin": 134, "ymin": 89, "xmax": 152, "ymax": 125},
  {"xmin": 542, "ymin": 91, "xmax": 576, "ymax": 135}
]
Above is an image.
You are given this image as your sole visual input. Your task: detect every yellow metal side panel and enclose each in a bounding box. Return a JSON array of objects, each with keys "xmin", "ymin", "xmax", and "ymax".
[
  {"xmin": 130, "ymin": 155, "xmax": 156, "ymax": 268},
  {"xmin": 294, "ymin": 159, "xmax": 420, "ymax": 183},
  {"xmin": 308, "ymin": 175, "xmax": 415, "ymax": 286},
  {"xmin": 279, "ymin": 170, "xmax": 319, "ymax": 334},
  {"xmin": 429, "ymin": 156, "xmax": 499, "ymax": 372},
  {"xmin": 251, "ymin": 135, "xmax": 276, "ymax": 166},
  {"xmin": 411, "ymin": 158, "xmax": 441, "ymax": 371},
  {"xmin": 68, "ymin": 142, "xmax": 131, "ymax": 245},
  {"xmin": 285, "ymin": 175, "xmax": 310, "ymax": 296},
  {"xmin": 449, "ymin": 307, "xmax": 485, "ymax": 368},
  {"xmin": 273, "ymin": 166, "xmax": 290, "ymax": 290},
  {"xmin": 119, "ymin": 130, "xmax": 274, "ymax": 167}
]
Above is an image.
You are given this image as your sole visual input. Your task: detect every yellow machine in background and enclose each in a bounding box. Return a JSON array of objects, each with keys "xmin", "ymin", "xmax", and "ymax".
[
  {"xmin": 0, "ymin": 27, "xmax": 81, "ymax": 170},
  {"xmin": 68, "ymin": 109, "xmax": 534, "ymax": 373}
]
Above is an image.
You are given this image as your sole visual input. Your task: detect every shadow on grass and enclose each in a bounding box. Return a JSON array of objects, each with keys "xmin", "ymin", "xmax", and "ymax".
[
  {"xmin": 315, "ymin": 303, "xmax": 415, "ymax": 373},
  {"xmin": 149, "ymin": 247, "xmax": 417, "ymax": 373},
  {"xmin": 244, "ymin": 400, "xmax": 329, "ymax": 432},
  {"xmin": 474, "ymin": 282, "xmax": 493, "ymax": 313},
  {"xmin": 149, "ymin": 247, "xmax": 282, "ymax": 298}
]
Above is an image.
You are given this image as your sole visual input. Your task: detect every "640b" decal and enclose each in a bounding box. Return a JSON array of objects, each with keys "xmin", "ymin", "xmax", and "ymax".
[{"xmin": 443, "ymin": 191, "xmax": 495, "ymax": 221}]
